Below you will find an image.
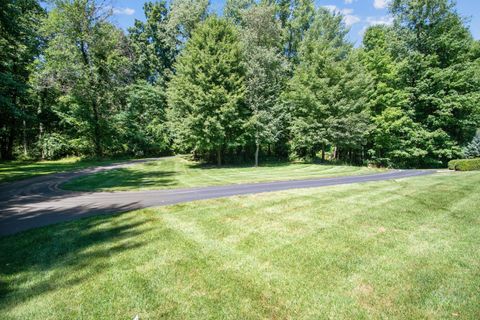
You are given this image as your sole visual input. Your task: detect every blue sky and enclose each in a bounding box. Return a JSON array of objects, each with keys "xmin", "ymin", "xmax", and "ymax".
[{"xmin": 111, "ymin": 0, "xmax": 479, "ymax": 46}]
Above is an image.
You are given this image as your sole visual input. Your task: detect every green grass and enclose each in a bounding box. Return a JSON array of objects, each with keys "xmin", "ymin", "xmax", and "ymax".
[
  {"xmin": 63, "ymin": 157, "xmax": 384, "ymax": 191},
  {"xmin": 1, "ymin": 172, "xmax": 479, "ymax": 319},
  {"xmin": 0, "ymin": 157, "xmax": 126, "ymax": 184}
]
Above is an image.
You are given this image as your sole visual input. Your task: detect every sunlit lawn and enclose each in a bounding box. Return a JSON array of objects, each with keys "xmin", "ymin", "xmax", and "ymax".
[
  {"xmin": 0, "ymin": 157, "xmax": 124, "ymax": 184},
  {"xmin": 63, "ymin": 157, "xmax": 384, "ymax": 191},
  {"xmin": 1, "ymin": 172, "xmax": 479, "ymax": 319}
]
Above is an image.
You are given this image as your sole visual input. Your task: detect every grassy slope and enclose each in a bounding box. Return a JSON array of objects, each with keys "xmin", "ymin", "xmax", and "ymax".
[
  {"xmin": 0, "ymin": 157, "xmax": 124, "ymax": 184},
  {"xmin": 1, "ymin": 172, "xmax": 479, "ymax": 319},
  {"xmin": 62, "ymin": 157, "xmax": 384, "ymax": 191}
]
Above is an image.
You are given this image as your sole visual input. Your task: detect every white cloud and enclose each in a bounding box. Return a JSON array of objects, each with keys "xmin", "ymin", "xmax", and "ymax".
[
  {"xmin": 322, "ymin": 5, "xmax": 361, "ymax": 27},
  {"xmin": 366, "ymin": 16, "xmax": 394, "ymax": 26},
  {"xmin": 113, "ymin": 7, "xmax": 135, "ymax": 15},
  {"xmin": 345, "ymin": 0, "xmax": 354, "ymax": 3},
  {"xmin": 359, "ymin": 16, "xmax": 394, "ymax": 37},
  {"xmin": 323, "ymin": 5, "xmax": 338, "ymax": 12},
  {"xmin": 344, "ymin": 14, "xmax": 361, "ymax": 26},
  {"xmin": 373, "ymin": 0, "xmax": 390, "ymax": 9}
]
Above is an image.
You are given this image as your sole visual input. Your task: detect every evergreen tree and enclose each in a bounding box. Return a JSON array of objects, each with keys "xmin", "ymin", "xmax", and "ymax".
[
  {"xmin": 167, "ymin": 17, "xmax": 247, "ymax": 165},
  {"xmin": 464, "ymin": 132, "xmax": 480, "ymax": 159}
]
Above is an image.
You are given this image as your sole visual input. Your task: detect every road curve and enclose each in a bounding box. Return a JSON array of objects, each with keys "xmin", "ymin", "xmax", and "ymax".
[{"xmin": 0, "ymin": 158, "xmax": 434, "ymax": 236}]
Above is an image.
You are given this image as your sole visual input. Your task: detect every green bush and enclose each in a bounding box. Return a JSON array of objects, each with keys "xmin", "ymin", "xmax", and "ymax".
[
  {"xmin": 39, "ymin": 133, "xmax": 72, "ymax": 160},
  {"xmin": 448, "ymin": 158, "xmax": 480, "ymax": 171},
  {"xmin": 448, "ymin": 159, "xmax": 459, "ymax": 170}
]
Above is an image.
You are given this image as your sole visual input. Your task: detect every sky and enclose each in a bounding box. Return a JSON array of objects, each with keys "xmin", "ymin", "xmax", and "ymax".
[{"xmin": 110, "ymin": 0, "xmax": 480, "ymax": 46}]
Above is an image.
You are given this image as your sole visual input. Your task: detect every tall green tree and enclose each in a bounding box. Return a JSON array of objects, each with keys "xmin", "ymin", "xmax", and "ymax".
[
  {"xmin": 167, "ymin": 16, "xmax": 247, "ymax": 165},
  {"xmin": 167, "ymin": 0, "xmax": 209, "ymax": 44},
  {"xmin": 0, "ymin": 0, "xmax": 44, "ymax": 159},
  {"xmin": 287, "ymin": 0, "xmax": 315, "ymax": 62},
  {"xmin": 241, "ymin": 3, "xmax": 288, "ymax": 166},
  {"xmin": 128, "ymin": 1, "xmax": 176, "ymax": 83},
  {"xmin": 361, "ymin": 25, "xmax": 415, "ymax": 166},
  {"xmin": 285, "ymin": 8, "xmax": 370, "ymax": 161},
  {"xmin": 37, "ymin": 0, "xmax": 133, "ymax": 157},
  {"xmin": 224, "ymin": 0, "xmax": 255, "ymax": 24},
  {"xmin": 390, "ymin": 0, "xmax": 480, "ymax": 165}
]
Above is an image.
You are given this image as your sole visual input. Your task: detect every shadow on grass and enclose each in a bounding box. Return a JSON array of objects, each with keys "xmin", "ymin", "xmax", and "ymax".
[
  {"xmin": 0, "ymin": 159, "xmax": 118, "ymax": 184},
  {"xmin": 64, "ymin": 168, "xmax": 177, "ymax": 191},
  {"xmin": 0, "ymin": 211, "xmax": 152, "ymax": 311}
]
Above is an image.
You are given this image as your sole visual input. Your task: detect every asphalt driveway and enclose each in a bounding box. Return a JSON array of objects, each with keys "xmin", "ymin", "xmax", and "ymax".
[{"xmin": 0, "ymin": 158, "xmax": 434, "ymax": 236}]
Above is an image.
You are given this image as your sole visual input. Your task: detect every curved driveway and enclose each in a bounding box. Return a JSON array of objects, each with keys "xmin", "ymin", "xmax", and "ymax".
[{"xmin": 0, "ymin": 158, "xmax": 434, "ymax": 236}]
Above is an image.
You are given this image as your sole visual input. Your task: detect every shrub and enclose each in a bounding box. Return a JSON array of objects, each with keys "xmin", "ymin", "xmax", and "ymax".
[
  {"xmin": 448, "ymin": 159, "xmax": 459, "ymax": 170},
  {"xmin": 39, "ymin": 133, "xmax": 72, "ymax": 160},
  {"xmin": 448, "ymin": 158, "xmax": 480, "ymax": 171}
]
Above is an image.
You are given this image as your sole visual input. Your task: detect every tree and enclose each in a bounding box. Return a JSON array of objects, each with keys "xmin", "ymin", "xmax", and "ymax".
[
  {"xmin": 464, "ymin": 131, "xmax": 480, "ymax": 159},
  {"xmin": 390, "ymin": 0, "xmax": 480, "ymax": 165},
  {"xmin": 224, "ymin": 0, "xmax": 255, "ymax": 24},
  {"xmin": 37, "ymin": 0, "xmax": 133, "ymax": 157},
  {"xmin": 128, "ymin": 1, "xmax": 176, "ymax": 83},
  {"xmin": 167, "ymin": 16, "xmax": 247, "ymax": 166},
  {"xmin": 0, "ymin": 0, "xmax": 44, "ymax": 159},
  {"xmin": 167, "ymin": 0, "xmax": 209, "ymax": 44},
  {"xmin": 284, "ymin": 8, "xmax": 370, "ymax": 161},
  {"xmin": 287, "ymin": 0, "xmax": 315, "ymax": 62},
  {"xmin": 113, "ymin": 81, "xmax": 170, "ymax": 155},
  {"xmin": 241, "ymin": 3, "xmax": 288, "ymax": 166}
]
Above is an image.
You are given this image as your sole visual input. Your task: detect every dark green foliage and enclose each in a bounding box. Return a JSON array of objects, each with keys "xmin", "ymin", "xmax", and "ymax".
[
  {"xmin": 362, "ymin": 0, "xmax": 480, "ymax": 167},
  {"xmin": 128, "ymin": 1, "xmax": 176, "ymax": 83},
  {"xmin": 0, "ymin": 0, "xmax": 44, "ymax": 160},
  {"xmin": 284, "ymin": 8, "xmax": 371, "ymax": 162},
  {"xmin": 2, "ymin": 0, "xmax": 480, "ymax": 168},
  {"xmin": 448, "ymin": 158, "xmax": 480, "ymax": 171},
  {"xmin": 38, "ymin": 133, "xmax": 72, "ymax": 160},
  {"xmin": 167, "ymin": 17, "xmax": 247, "ymax": 165},
  {"xmin": 114, "ymin": 81, "xmax": 170, "ymax": 156}
]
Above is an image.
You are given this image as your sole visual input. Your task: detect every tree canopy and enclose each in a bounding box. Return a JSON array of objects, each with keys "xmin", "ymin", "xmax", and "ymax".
[{"xmin": 1, "ymin": 0, "xmax": 479, "ymax": 168}]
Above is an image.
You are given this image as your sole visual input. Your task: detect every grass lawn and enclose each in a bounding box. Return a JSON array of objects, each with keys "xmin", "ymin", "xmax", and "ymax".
[
  {"xmin": 62, "ymin": 157, "xmax": 384, "ymax": 191},
  {"xmin": 1, "ymin": 172, "xmax": 479, "ymax": 319},
  {"xmin": 0, "ymin": 157, "xmax": 126, "ymax": 184}
]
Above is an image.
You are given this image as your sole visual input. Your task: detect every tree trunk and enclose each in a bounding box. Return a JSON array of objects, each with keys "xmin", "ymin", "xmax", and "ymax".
[
  {"xmin": 217, "ymin": 148, "xmax": 222, "ymax": 166},
  {"xmin": 254, "ymin": 143, "xmax": 259, "ymax": 167},
  {"xmin": 321, "ymin": 144, "xmax": 325, "ymax": 162},
  {"xmin": 23, "ymin": 119, "xmax": 27, "ymax": 157},
  {"xmin": 91, "ymin": 99, "xmax": 102, "ymax": 157},
  {"xmin": 38, "ymin": 93, "xmax": 45, "ymax": 159},
  {"xmin": 6, "ymin": 124, "xmax": 15, "ymax": 160},
  {"xmin": 39, "ymin": 121, "xmax": 45, "ymax": 159}
]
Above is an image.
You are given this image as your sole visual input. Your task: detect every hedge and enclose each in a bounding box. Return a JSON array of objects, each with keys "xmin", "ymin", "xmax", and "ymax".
[{"xmin": 448, "ymin": 158, "xmax": 480, "ymax": 171}]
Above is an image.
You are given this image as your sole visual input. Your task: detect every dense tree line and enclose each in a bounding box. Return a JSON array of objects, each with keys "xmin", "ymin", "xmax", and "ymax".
[{"xmin": 1, "ymin": 0, "xmax": 479, "ymax": 167}]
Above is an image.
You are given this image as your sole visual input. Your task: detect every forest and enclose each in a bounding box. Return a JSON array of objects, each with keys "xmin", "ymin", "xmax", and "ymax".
[{"xmin": 1, "ymin": 0, "xmax": 479, "ymax": 167}]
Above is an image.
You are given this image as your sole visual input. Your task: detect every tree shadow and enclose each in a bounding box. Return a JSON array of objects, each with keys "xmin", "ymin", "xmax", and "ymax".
[
  {"xmin": 69, "ymin": 168, "xmax": 178, "ymax": 191},
  {"xmin": 0, "ymin": 210, "xmax": 153, "ymax": 311}
]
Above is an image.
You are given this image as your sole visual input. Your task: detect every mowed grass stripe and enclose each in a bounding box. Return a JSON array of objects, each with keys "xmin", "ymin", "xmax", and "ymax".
[{"xmin": 1, "ymin": 172, "xmax": 479, "ymax": 319}]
